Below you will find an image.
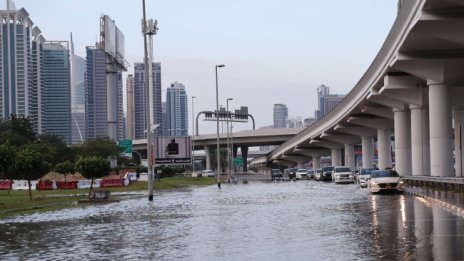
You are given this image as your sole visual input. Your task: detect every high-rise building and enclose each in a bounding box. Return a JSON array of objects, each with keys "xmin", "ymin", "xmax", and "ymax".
[
  {"xmin": 315, "ymin": 84, "xmax": 330, "ymax": 120},
  {"xmin": 133, "ymin": 62, "xmax": 162, "ymax": 139},
  {"xmin": 40, "ymin": 41, "xmax": 71, "ymax": 144},
  {"xmin": 0, "ymin": 6, "xmax": 35, "ymax": 122},
  {"xmin": 166, "ymin": 81, "xmax": 188, "ymax": 136},
  {"xmin": 126, "ymin": 74, "xmax": 135, "ymax": 139},
  {"xmin": 273, "ymin": 104, "xmax": 288, "ymax": 128},
  {"xmin": 314, "ymin": 84, "xmax": 345, "ymax": 120},
  {"xmin": 70, "ymin": 33, "xmax": 86, "ymax": 144},
  {"xmin": 85, "ymin": 46, "xmax": 124, "ymax": 140},
  {"xmin": 1, "ymin": 4, "xmax": 72, "ymax": 143}
]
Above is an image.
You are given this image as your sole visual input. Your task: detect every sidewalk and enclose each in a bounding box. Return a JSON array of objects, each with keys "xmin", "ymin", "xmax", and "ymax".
[{"xmin": 406, "ymin": 186, "xmax": 464, "ymax": 216}]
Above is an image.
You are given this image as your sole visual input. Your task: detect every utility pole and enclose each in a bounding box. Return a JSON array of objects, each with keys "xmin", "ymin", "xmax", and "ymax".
[{"xmin": 142, "ymin": 0, "xmax": 158, "ymax": 201}]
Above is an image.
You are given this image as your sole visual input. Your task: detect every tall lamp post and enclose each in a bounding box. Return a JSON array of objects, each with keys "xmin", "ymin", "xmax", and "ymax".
[
  {"xmin": 191, "ymin": 96, "xmax": 196, "ymax": 175},
  {"xmin": 215, "ymin": 64, "xmax": 225, "ymax": 188},
  {"xmin": 142, "ymin": 0, "xmax": 158, "ymax": 201},
  {"xmin": 226, "ymin": 98, "xmax": 233, "ymax": 179}
]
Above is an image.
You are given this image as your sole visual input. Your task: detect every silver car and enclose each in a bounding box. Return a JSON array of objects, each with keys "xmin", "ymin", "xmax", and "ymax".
[{"xmin": 357, "ymin": 168, "xmax": 377, "ymax": 188}]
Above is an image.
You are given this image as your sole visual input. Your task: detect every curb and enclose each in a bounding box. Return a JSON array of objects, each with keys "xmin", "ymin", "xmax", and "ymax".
[{"xmin": 406, "ymin": 190, "xmax": 464, "ymax": 217}]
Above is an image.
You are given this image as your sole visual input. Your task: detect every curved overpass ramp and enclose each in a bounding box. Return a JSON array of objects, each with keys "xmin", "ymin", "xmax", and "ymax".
[{"xmin": 255, "ymin": 0, "xmax": 464, "ymax": 178}]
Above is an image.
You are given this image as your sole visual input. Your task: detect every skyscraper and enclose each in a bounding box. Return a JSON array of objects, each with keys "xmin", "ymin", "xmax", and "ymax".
[
  {"xmin": 0, "ymin": 7, "xmax": 35, "ymax": 121},
  {"xmin": 166, "ymin": 81, "xmax": 188, "ymax": 136},
  {"xmin": 273, "ymin": 104, "xmax": 288, "ymax": 128},
  {"xmin": 314, "ymin": 84, "xmax": 345, "ymax": 120},
  {"xmin": 40, "ymin": 41, "xmax": 71, "ymax": 144},
  {"xmin": 1, "ymin": 4, "xmax": 72, "ymax": 143},
  {"xmin": 315, "ymin": 84, "xmax": 330, "ymax": 120},
  {"xmin": 85, "ymin": 46, "xmax": 124, "ymax": 140},
  {"xmin": 133, "ymin": 62, "xmax": 162, "ymax": 139},
  {"xmin": 126, "ymin": 74, "xmax": 135, "ymax": 139}
]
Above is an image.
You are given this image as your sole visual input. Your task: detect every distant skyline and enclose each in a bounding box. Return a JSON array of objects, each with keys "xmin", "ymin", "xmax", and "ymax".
[{"xmin": 11, "ymin": 0, "xmax": 397, "ymax": 134}]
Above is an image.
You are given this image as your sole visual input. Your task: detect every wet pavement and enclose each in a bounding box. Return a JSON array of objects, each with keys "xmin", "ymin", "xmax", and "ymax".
[{"xmin": 1, "ymin": 181, "xmax": 464, "ymax": 260}]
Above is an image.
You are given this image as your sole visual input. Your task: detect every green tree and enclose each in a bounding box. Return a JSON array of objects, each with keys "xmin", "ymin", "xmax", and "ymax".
[
  {"xmin": 0, "ymin": 115, "xmax": 36, "ymax": 147},
  {"xmin": 14, "ymin": 148, "xmax": 50, "ymax": 200},
  {"xmin": 55, "ymin": 161, "xmax": 75, "ymax": 182},
  {"xmin": 31, "ymin": 134, "xmax": 76, "ymax": 165},
  {"xmin": 0, "ymin": 144, "xmax": 16, "ymax": 194},
  {"xmin": 75, "ymin": 156, "xmax": 110, "ymax": 197},
  {"xmin": 77, "ymin": 137, "xmax": 122, "ymax": 158}
]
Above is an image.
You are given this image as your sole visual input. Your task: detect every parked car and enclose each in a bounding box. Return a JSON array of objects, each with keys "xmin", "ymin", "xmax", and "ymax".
[
  {"xmin": 314, "ymin": 168, "xmax": 322, "ymax": 181},
  {"xmin": 295, "ymin": 169, "xmax": 309, "ymax": 180},
  {"xmin": 321, "ymin": 166, "xmax": 334, "ymax": 182},
  {"xmin": 356, "ymin": 168, "xmax": 377, "ymax": 188},
  {"xmin": 271, "ymin": 169, "xmax": 283, "ymax": 179},
  {"xmin": 367, "ymin": 169, "xmax": 405, "ymax": 193},
  {"xmin": 306, "ymin": 169, "xmax": 315, "ymax": 179},
  {"xmin": 202, "ymin": 170, "xmax": 215, "ymax": 177},
  {"xmin": 332, "ymin": 166, "xmax": 354, "ymax": 184},
  {"xmin": 286, "ymin": 168, "xmax": 298, "ymax": 179}
]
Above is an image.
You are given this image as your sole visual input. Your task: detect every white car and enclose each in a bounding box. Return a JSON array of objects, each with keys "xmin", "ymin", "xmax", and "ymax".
[
  {"xmin": 202, "ymin": 170, "xmax": 215, "ymax": 177},
  {"xmin": 367, "ymin": 169, "xmax": 405, "ymax": 193},
  {"xmin": 295, "ymin": 169, "xmax": 308, "ymax": 180},
  {"xmin": 356, "ymin": 168, "xmax": 377, "ymax": 188},
  {"xmin": 332, "ymin": 166, "xmax": 354, "ymax": 184}
]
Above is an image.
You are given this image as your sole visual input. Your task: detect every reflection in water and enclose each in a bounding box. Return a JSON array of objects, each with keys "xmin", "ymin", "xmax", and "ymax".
[{"xmin": 0, "ymin": 182, "xmax": 463, "ymax": 260}]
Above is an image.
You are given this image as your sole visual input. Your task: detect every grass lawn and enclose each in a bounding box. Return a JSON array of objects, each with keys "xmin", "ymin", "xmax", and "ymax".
[{"xmin": 0, "ymin": 176, "xmax": 217, "ymax": 220}]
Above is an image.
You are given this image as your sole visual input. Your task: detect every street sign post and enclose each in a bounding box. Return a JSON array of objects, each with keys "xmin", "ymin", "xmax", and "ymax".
[
  {"xmin": 118, "ymin": 139, "xmax": 132, "ymax": 157},
  {"xmin": 234, "ymin": 157, "xmax": 243, "ymax": 167}
]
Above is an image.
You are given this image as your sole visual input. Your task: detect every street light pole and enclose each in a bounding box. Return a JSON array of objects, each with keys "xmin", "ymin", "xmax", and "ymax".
[
  {"xmin": 191, "ymin": 96, "xmax": 196, "ymax": 175},
  {"xmin": 142, "ymin": 0, "xmax": 158, "ymax": 201},
  {"xmin": 215, "ymin": 64, "xmax": 225, "ymax": 189},
  {"xmin": 226, "ymin": 98, "xmax": 233, "ymax": 180}
]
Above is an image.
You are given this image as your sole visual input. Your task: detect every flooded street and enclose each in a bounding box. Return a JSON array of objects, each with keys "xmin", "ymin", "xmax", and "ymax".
[{"xmin": 1, "ymin": 181, "xmax": 464, "ymax": 260}]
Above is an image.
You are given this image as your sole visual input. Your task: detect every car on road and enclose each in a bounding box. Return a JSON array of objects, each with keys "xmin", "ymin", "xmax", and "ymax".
[
  {"xmin": 306, "ymin": 169, "xmax": 315, "ymax": 179},
  {"xmin": 202, "ymin": 170, "xmax": 215, "ymax": 177},
  {"xmin": 356, "ymin": 168, "xmax": 377, "ymax": 188},
  {"xmin": 295, "ymin": 169, "xmax": 309, "ymax": 180},
  {"xmin": 332, "ymin": 166, "xmax": 354, "ymax": 184},
  {"xmin": 286, "ymin": 168, "xmax": 298, "ymax": 179},
  {"xmin": 321, "ymin": 166, "xmax": 334, "ymax": 182},
  {"xmin": 314, "ymin": 168, "xmax": 322, "ymax": 181},
  {"xmin": 367, "ymin": 169, "xmax": 405, "ymax": 193},
  {"xmin": 271, "ymin": 169, "xmax": 283, "ymax": 179}
]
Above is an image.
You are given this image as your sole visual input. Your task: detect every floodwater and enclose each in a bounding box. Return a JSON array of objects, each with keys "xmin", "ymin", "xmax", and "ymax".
[{"xmin": 1, "ymin": 181, "xmax": 464, "ymax": 260}]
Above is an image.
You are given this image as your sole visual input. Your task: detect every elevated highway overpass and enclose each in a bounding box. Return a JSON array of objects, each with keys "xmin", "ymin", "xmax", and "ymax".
[{"xmin": 252, "ymin": 0, "xmax": 464, "ymax": 178}]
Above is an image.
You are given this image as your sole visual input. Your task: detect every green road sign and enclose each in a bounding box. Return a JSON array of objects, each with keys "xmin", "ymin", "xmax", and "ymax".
[
  {"xmin": 118, "ymin": 139, "xmax": 132, "ymax": 157},
  {"xmin": 234, "ymin": 157, "xmax": 243, "ymax": 167}
]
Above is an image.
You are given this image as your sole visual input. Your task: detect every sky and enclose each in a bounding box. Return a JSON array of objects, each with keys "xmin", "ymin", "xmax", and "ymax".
[{"xmin": 11, "ymin": 0, "xmax": 397, "ymax": 135}]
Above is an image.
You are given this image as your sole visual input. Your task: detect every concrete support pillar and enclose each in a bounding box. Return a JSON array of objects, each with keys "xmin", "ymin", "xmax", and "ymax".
[
  {"xmin": 394, "ymin": 108, "xmax": 412, "ymax": 176},
  {"xmin": 344, "ymin": 144, "xmax": 355, "ymax": 170},
  {"xmin": 205, "ymin": 146, "xmax": 211, "ymax": 170},
  {"xmin": 312, "ymin": 155, "xmax": 321, "ymax": 170},
  {"xmin": 410, "ymin": 105, "xmax": 430, "ymax": 176},
  {"xmin": 241, "ymin": 146, "xmax": 248, "ymax": 172},
  {"xmin": 377, "ymin": 129, "xmax": 392, "ymax": 169},
  {"xmin": 361, "ymin": 136, "xmax": 375, "ymax": 168},
  {"xmin": 429, "ymin": 83, "xmax": 453, "ymax": 177},
  {"xmin": 331, "ymin": 148, "xmax": 342, "ymax": 166},
  {"xmin": 297, "ymin": 162, "xmax": 305, "ymax": 169},
  {"xmin": 454, "ymin": 109, "xmax": 464, "ymax": 177}
]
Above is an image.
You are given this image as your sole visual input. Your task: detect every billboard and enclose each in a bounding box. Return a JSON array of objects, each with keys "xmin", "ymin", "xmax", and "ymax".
[
  {"xmin": 102, "ymin": 15, "xmax": 125, "ymax": 67},
  {"xmin": 155, "ymin": 136, "xmax": 191, "ymax": 164},
  {"xmin": 103, "ymin": 15, "xmax": 116, "ymax": 56}
]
